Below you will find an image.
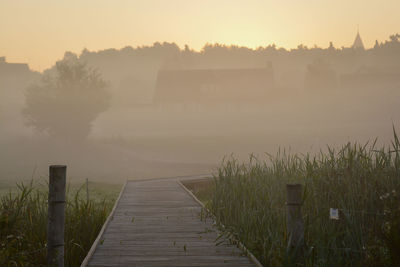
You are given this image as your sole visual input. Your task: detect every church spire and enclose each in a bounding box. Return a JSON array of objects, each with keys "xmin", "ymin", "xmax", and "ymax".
[{"xmin": 352, "ymin": 26, "xmax": 365, "ymax": 50}]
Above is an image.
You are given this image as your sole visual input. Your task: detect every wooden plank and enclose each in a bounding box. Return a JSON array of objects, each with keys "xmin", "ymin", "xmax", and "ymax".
[
  {"xmin": 83, "ymin": 176, "xmax": 258, "ymax": 267},
  {"xmin": 80, "ymin": 181, "xmax": 127, "ymax": 267}
]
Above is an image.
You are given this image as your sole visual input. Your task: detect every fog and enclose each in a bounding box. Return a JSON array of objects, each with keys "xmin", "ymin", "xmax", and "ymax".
[{"xmin": 1, "ymin": 34, "xmax": 400, "ymax": 184}]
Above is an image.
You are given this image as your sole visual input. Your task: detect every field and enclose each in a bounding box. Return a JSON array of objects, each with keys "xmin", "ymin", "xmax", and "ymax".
[
  {"xmin": 2, "ymin": 128, "xmax": 400, "ymax": 266},
  {"xmin": 0, "ymin": 180, "xmax": 120, "ymax": 266},
  {"xmin": 189, "ymin": 129, "xmax": 400, "ymax": 266}
]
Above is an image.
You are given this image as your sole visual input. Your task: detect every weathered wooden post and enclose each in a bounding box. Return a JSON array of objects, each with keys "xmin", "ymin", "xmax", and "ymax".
[
  {"xmin": 47, "ymin": 165, "xmax": 66, "ymax": 267},
  {"xmin": 86, "ymin": 178, "xmax": 89, "ymax": 203},
  {"xmin": 286, "ymin": 184, "xmax": 304, "ymax": 263}
]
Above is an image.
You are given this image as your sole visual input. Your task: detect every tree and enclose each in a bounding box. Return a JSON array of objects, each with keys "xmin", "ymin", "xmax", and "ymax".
[{"xmin": 23, "ymin": 57, "xmax": 110, "ymax": 141}]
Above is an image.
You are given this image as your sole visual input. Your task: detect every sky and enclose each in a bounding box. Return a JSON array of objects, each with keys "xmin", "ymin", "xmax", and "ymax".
[{"xmin": 1, "ymin": 0, "xmax": 399, "ymax": 72}]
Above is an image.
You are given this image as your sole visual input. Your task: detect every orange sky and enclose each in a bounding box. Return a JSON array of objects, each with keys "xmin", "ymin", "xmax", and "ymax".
[{"xmin": 1, "ymin": 0, "xmax": 399, "ymax": 72}]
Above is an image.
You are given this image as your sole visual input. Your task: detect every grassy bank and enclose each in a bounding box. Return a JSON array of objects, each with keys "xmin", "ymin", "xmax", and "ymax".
[
  {"xmin": 204, "ymin": 130, "xmax": 400, "ymax": 266},
  {"xmin": 0, "ymin": 180, "xmax": 119, "ymax": 266}
]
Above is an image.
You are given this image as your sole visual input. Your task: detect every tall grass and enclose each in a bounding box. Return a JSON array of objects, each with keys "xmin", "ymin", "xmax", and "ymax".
[
  {"xmin": 210, "ymin": 128, "xmax": 400, "ymax": 266},
  {"xmin": 0, "ymin": 181, "xmax": 116, "ymax": 266}
]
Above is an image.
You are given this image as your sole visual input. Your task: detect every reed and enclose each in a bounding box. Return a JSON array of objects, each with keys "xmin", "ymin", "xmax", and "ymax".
[
  {"xmin": 0, "ymin": 181, "xmax": 117, "ymax": 266},
  {"xmin": 209, "ymin": 128, "xmax": 400, "ymax": 266}
]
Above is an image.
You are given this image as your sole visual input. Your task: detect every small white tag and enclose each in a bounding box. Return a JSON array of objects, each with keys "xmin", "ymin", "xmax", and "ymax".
[{"xmin": 330, "ymin": 208, "xmax": 339, "ymax": 220}]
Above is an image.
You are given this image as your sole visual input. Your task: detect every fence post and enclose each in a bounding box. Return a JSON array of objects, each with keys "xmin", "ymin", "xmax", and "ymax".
[
  {"xmin": 86, "ymin": 178, "xmax": 89, "ymax": 203},
  {"xmin": 47, "ymin": 165, "xmax": 66, "ymax": 267},
  {"xmin": 286, "ymin": 183, "xmax": 304, "ymax": 262}
]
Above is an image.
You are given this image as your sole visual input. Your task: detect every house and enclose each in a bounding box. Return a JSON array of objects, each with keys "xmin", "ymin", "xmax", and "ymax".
[
  {"xmin": 304, "ymin": 60, "xmax": 337, "ymax": 90},
  {"xmin": 153, "ymin": 67, "xmax": 274, "ymax": 105},
  {"xmin": 0, "ymin": 56, "xmax": 31, "ymax": 78},
  {"xmin": 340, "ymin": 66, "xmax": 400, "ymax": 89}
]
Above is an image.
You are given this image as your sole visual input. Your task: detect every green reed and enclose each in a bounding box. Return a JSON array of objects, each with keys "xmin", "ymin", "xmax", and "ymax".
[
  {"xmin": 209, "ymin": 128, "xmax": 400, "ymax": 266},
  {"xmin": 0, "ymin": 181, "xmax": 116, "ymax": 266}
]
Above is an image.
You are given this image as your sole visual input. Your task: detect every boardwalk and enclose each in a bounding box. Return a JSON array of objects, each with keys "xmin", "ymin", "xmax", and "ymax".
[{"xmin": 82, "ymin": 176, "xmax": 259, "ymax": 267}]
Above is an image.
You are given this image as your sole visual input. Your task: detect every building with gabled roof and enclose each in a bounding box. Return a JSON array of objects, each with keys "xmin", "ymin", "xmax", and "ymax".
[{"xmin": 153, "ymin": 67, "xmax": 274, "ymax": 105}]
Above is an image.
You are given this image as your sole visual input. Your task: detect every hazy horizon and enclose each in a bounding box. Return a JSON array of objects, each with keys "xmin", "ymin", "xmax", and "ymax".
[
  {"xmin": 0, "ymin": 35, "xmax": 395, "ymax": 73},
  {"xmin": 1, "ymin": 0, "xmax": 400, "ymax": 71}
]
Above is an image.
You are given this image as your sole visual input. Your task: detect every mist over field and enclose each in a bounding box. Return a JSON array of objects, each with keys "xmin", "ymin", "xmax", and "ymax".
[{"xmin": 1, "ymin": 35, "xmax": 400, "ymax": 183}]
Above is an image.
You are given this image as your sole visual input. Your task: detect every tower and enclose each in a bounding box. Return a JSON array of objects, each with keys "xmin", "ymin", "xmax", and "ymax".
[{"xmin": 352, "ymin": 27, "xmax": 365, "ymax": 50}]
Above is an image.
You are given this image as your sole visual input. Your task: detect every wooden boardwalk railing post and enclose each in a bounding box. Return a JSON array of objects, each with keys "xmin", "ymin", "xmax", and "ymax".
[
  {"xmin": 286, "ymin": 183, "xmax": 304, "ymax": 263},
  {"xmin": 47, "ymin": 165, "xmax": 66, "ymax": 267}
]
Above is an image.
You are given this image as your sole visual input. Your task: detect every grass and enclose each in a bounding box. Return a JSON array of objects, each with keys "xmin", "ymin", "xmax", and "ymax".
[
  {"xmin": 181, "ymin": 178, "xmax": 215, "ymax": 206},
  {"xmin": 0, "ymin": 180, "xmax": 119, "ymax": 266},
  {"xmin": 199, "ymin": 128, "xmax": 400, "ymax": 266}
]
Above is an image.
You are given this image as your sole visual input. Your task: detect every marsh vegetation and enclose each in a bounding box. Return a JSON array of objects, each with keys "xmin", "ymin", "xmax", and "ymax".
[
  {"xmin": 188, "ymin": 130, "xmax": 400, "ymax": 266},
  {"xmin": 0, "ymin": 181, "xmax": 119, "ymax": 266}
]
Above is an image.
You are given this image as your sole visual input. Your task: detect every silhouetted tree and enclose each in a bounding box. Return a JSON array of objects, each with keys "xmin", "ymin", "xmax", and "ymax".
[
  {"xmin": 389, "ymin": 34, "xmax": 400, "ymax": 43},
  {"xmin": 374, "ymin": 40, "xmax": 380, "ymax": 49},
  {"xmin": 23, "ymin": 57, "xmax": 110, "ymax": 141}
]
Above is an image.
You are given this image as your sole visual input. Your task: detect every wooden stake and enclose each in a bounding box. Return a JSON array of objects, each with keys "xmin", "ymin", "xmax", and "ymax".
[
  {"xmin": 47, "ymin": 165, "xmax": 66, "ymax": 267},
  {"xmin": 286, "ymin": 184, "xmax": 304, "ymax": 262}
]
